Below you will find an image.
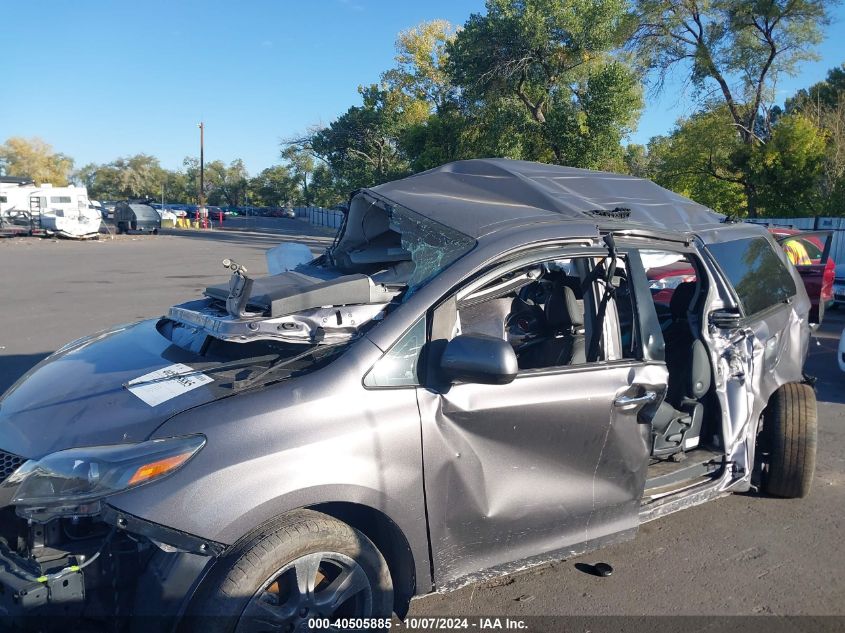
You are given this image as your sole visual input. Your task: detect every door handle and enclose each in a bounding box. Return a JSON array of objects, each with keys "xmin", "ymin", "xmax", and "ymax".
[{"xmin": 614, "ymin": 391, "xmax": 657, "ymax": 407}]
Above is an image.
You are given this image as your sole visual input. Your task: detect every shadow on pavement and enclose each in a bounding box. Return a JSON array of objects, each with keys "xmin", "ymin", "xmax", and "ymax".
[
  {"xmin": 0, "ymin": 352, "xmax": 52, "ymax": 394},
  {"xmin": 806, "ymin": 326, "xmax": 845, "ymax": 405}
]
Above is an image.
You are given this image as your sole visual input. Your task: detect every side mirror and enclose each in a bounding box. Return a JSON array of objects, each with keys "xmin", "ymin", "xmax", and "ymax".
[
  {"xmin": 709, "ymin": 307, "xmax": 742, "ymax": 329},
  {"xmin": 440, "ymin": 334, "xmax": 519, "ymax": 385}
]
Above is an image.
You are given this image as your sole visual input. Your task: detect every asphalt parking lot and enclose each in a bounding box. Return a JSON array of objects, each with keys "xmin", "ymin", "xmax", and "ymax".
[{"xmin": 1, "ymin": 222, "xmax": 843, "ymax": 627}]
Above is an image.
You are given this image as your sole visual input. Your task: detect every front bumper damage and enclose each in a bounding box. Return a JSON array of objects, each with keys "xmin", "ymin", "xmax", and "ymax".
[{"xmin": 0, "ymin": 504, "xmax": 220, "ymax": 629}]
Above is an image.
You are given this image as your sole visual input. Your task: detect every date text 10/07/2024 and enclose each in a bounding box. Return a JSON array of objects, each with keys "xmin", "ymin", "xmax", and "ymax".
[{"xmin": 308, "ymin": 618, "xmax": 529, "ymax": 630}]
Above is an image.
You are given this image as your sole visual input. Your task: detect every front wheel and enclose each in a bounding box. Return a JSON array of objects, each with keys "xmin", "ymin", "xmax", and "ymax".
[
  {"xmin": 182, "ymin": 510, "xmax": 393, "ymax": 633},
  {"xmin": 759, "ymin": 382, "xmax": 817, "ymax": 498}
]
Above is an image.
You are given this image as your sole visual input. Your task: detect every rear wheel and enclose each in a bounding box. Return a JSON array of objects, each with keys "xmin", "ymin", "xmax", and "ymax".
[
  {"xmin": 182, "ymin": 510, "xmax": 393, "ymax": 633},
  {"xmin": 759, "ymin": 382, "xmax": 817, "ymax": 498}
]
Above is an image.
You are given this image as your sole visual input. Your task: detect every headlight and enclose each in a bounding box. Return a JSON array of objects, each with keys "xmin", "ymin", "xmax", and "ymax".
[{"xmin": 3, "ymin": 435, "xmax": 205, "ymax": 513}]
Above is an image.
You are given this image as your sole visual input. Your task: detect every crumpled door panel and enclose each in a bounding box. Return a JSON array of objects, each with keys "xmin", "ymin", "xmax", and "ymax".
[{"xmin": 417, "ymin": 363, "xmax": 657, "ymax": 588}]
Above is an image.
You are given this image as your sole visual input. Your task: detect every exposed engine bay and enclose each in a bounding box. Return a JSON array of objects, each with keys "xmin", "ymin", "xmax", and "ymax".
[{"xmin": 164, "ymin": 192, "xmax": 474, "ymax": 346}]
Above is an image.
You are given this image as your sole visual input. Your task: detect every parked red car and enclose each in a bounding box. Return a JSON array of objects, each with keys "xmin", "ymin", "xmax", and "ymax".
[
  {"xmin": 644, "ymin": 228, "xmax": 833, "ymax": 325},
  {"xmin": 768, "ymin": 228, "xmax": 834, "ymax": 324}
]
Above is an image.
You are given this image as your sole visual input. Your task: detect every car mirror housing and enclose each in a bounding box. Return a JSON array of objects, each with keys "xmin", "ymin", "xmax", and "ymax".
[{"xmin": 440, "ymin": 334, "xmax": 519, "ymax": 385}]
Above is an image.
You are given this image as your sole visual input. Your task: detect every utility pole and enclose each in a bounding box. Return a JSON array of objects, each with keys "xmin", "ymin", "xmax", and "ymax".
[{"xmin": 198, "ymin": 121, "xmax": 205, "ymax": 210}]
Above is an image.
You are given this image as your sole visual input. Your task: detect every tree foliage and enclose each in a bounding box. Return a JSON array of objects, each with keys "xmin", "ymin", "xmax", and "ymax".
[
  {"xmin": 748, "ymin": 113, "xmax": 826, "ymax": 215},
  {"xmin": 383, "ymin": 19, "xmax": 458, "ymax": 111},
  {"xmin": 204, "ymin": 159, "xmax": 249, "ymax": 207},
  {"xmin": 0, "ymin": 137, "xmax": 74, "ymax": 185},
  {"xmin": 647, "ymin": 107, "xmax": 748, "ymax": 214},
  {"xmin": 74, "ymin": 154, "xmax": 165, "ymax": 199},
  {"xmin": 248, "ymin": 165, "xmax": 298, "ymax": 207},
  {"xmin": 447, "ymin": 0, "xmax": 641, "ymax": 166},
  {"xmin": 306, "ymin": 85, "xmax": 420, "ymax": 192},
  {"xmin": 633, "ymin": 0, "xmax": 834, "ymax": 214},
  {"xmin": 784, "ymin": 64, "xmax": 845, "ymax": 214}
]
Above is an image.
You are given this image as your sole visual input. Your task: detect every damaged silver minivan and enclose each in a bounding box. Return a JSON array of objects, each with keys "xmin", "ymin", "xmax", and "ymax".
[{"xmin": 0, "ymin": 159, "xmax": 818, "ymax": 631}]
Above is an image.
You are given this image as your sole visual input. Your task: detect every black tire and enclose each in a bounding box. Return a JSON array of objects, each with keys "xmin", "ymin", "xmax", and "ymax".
[
  {"xmin": 761, "ymin": 382, "xmax": 817, "ymax": 498},
  {"xmin": 182, "ymin": 510, "xmax": 393, "ymax": 633}
]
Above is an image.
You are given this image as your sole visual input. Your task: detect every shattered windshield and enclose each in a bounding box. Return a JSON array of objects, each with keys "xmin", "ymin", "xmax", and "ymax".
[
  {"xmin": 327, "ymin": 191, "xmax": 476, "ymax": 297},
  {"xmin": 388, "ymin": 205, "xmax": 475, "ymax": 292}
]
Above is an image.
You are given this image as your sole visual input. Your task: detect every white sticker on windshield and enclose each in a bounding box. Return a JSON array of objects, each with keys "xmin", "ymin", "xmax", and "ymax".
[{"xmin": 127, "ymin": 363, "xmax": 213, "ymax": 407}]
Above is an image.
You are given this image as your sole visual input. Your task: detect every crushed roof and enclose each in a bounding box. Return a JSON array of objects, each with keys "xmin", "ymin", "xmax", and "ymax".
[{"xmin": 368, "ymin": 159, "xmax": 725, "ymax": 238}]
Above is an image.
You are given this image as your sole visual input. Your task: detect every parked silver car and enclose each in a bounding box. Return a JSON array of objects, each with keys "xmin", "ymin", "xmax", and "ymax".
[{"xmin": 0, "ymin": 160, "xmax": 818, "ymax": 631}]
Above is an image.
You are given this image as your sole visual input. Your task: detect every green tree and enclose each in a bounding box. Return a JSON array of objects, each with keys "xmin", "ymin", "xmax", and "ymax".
[
  {"xmin": 748, "ymin": 113, "xmax": 827, "ymax": 216},
  {"xmin": 785, "ymin": 65, "xmax": 845, "ymax": 215},
  {"xmin": 633, "ymin": 0, "xmax": 834, "ymax": 215},
  {"xmin": 400, "ymin": 108, "xmax": 468, "ymax": 172},
  {"xmin": 0, "ymin": 137, "xmax": 74, "ymax": 185},
  {"xmin": 112, "ymin": 154, "xmax": 166, "ymax": 199},
  {"xmin": 204, "ymin": 159, "xmax": 249, "ymax": 207},
  {"xmin": 382, "ymin": 19, "xmax": 458, "ymax": 112},
  {"xmin": 308, "ymin": 85, "xmax": 419, "ymax": 192},
  {"xmin": 648, "ymin": 107, "xmax": 748, "ymax": 215},
  {"xmin": 647, "ymin": 107, "xmax": 829, "ymax": 217},
  {"xmin": 162, "ymin": 168, "xmax": 193, "ymax": 204},
  {"xmin": 73, "ymin": 154, "xmax": 166, "ymax": 199},
  {"xmin": 281, "ymin": 145, "xmax": 315, "ymax": 205},
  {"xmin": 183, "ymin": 157, "xmax": 202, "ymax": 203},
  {"xmin": 447, "ymin": 0, "xmax": 641, "ymax": 166},
  {"xmin": 621, "ymin": 143, "xmax": 650, "ymax": 177},
  {"xmin": 786, "ymin": 64, "xmax": 845, "ymax": 112},
  {"xmin": 309, "ymin": 164, "xmax": 345, "ymax": 208},
  {"xmin": 248, "ymin": 165, "xmax": 298, "ymax": 207}
]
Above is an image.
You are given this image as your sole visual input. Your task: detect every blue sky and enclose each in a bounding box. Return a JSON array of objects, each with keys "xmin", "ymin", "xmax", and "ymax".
[{"xmin": 1, "ymin": 0, "xmax": 843, "ymax": 174}]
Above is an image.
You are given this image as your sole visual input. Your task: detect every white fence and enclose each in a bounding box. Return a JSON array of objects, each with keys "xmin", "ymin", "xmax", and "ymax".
[
  {"xmin": 295, "ymin": 206, "xmax": 344, "ymax": 229},
  {"xmin": 744, "ymin": 217, "xmax": 845, "ymax": 266}
]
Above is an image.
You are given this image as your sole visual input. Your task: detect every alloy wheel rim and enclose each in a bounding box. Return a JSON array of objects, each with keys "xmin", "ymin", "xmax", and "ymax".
[{"xmin": 236, "ymin": 551, "xmax": 373, "ymax": 633}]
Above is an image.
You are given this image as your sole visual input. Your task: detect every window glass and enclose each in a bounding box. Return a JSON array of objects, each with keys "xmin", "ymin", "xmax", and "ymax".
[
  {"xmin": 782, "ymin": 236, "xmax": 822, "ymax": 265},
  {"xmin": 50, "ymin": 196, "xmax": 72, "ymax": 203},
  {"xmin": 607, "ymin": 259, "xmax": 639, "ymax": 360},
  {"xmin": 364, "ymin": 317, "xmax": 426, "ymax": 387},
  {"xmin": 0, "ymin": 196, "xmax": 7, "ymax": 203},
  {"xmin": 640, "ymin": 250, "xmax": 698, "ymax": 331},
  {"xmin": 389, "ymin": 205, "xmax": 475, "ymax": 295},
  {"xmin": 458, "ymin": 257, "xmax": 597, "ymax": 371},
  {"xmin": 708, "ymin": 237, "xmax": 796, "ymax": 316}
]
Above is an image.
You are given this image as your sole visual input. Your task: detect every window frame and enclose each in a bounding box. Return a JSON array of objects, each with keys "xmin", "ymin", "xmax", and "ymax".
[{"xmin": 449, "ymin": 246, "xmax": 644, "ymax": 377}]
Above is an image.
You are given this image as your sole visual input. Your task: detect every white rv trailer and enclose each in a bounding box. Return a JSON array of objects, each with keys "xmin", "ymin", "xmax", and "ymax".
[{"xmin": 0, "ymin": 181, "xmax": 101, "ymax": 238}]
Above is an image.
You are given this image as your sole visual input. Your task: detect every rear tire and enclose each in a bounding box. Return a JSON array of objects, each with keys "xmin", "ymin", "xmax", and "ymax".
[
  {"xmin": 181, "ymin": 510, "xmax": 393, "ymax": 633},
  {"xmin": 761, "ymin": 382, "xmax": 817, "ymax": 498}
]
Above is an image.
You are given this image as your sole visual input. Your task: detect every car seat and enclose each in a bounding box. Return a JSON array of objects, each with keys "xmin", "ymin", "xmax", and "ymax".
[
  {"xmin": 519, "ymin": 285, "xmax": 586, "ymax": 368},
  {"xmin": 650, "ymin": 281, "xmax": 712, "ymax": 457}
]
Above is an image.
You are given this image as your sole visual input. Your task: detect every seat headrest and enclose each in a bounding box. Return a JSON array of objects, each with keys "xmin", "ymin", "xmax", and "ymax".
[
  {"xmin": 546, "ymin": 285, "xmax": 583, "ymax": 329},
  {"xmin": 670, "ymin": 282, "xmax": 697, "ymax": 318}
]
